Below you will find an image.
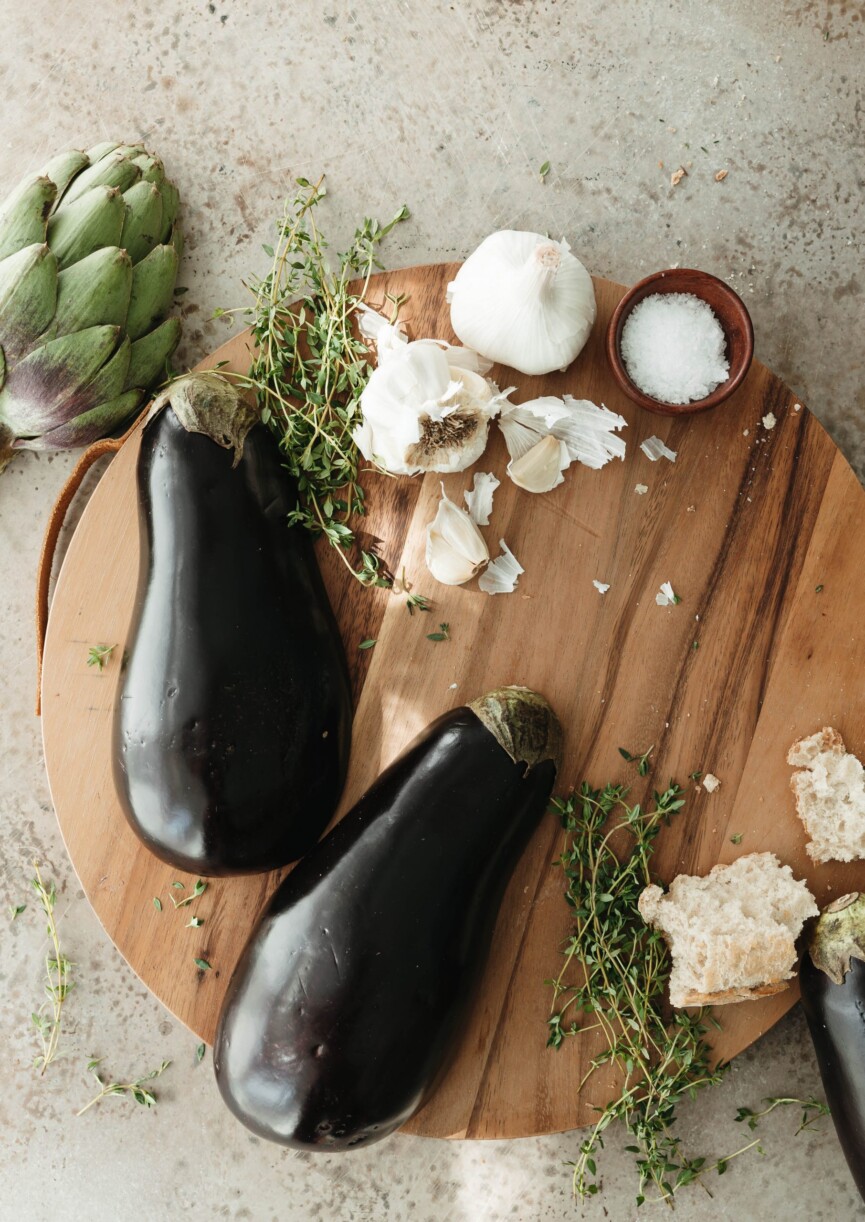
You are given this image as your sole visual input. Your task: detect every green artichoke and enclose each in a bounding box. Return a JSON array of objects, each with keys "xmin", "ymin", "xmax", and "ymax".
[{"xmin": 0, "ymin": 141, "xmax": 182, "ymax": 473}]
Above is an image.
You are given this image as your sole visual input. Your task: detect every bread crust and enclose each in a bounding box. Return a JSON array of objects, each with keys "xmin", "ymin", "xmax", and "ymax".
[
  {"xmin": 786, "ymin": 725, "xmax": 845, "ymax": 768},
  {"xmin": 673, "ymin": 980, "xmax": 791, "ymax": 1008}
]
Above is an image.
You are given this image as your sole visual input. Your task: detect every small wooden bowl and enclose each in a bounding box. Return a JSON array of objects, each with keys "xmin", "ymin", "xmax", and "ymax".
[{"xmin": 606, "ymin": 268, "xmax": 754, "ymax": 416}]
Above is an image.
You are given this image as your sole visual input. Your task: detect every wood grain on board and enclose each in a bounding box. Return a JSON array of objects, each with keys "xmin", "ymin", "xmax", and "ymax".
[{"xmin": 41, "ymin": 266, "xmax": 865, "ymax": 1140}]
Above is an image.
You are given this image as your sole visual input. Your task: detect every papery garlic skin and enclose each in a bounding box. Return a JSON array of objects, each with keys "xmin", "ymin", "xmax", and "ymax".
[
  {"xmin": 425, "ymin": 486, "xmax": 490, "ymax": 586},
  {"xmin": 478, "ymin": 539, "xmax": 524, "ymax": 595},
  {"xmin": 464, "ymin": 471, "xmax": 500, "ymax": 526},
  {"xmin": 507, "ymin": 434, "xmax": 570, "ymax": 493},
  {"xmin": 447, "ymin": 230, "xmax": 597, "ymax": 376},
  {"xmin": 355, "ymin": 338, "xmax": 509, "ymax": 475}
]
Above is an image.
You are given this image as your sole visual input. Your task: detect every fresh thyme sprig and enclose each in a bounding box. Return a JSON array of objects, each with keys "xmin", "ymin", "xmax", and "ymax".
[
  {"xmin": 238, "ymin": 176, "xmax": 411, "ymax": 589},
  {"xmin": 30, "ymin": 864, "xmax": 72, "ymax": 1075},
  {"xmin": 76, "ymin": 1057, "xmax": 170, "ymax": 1115},
  {"xmin": 548, "ymin": 780, "xmax": 730, "ymax": 1205},
  {"xmin": 735, "ymin": 1095, "xmax": 830, "ymax": 1135}
]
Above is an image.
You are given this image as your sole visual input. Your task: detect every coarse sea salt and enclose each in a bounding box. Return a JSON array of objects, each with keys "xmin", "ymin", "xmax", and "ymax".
[{"xmin": 620, "ymin": 292, "xmax": 730, "ymax": 405}]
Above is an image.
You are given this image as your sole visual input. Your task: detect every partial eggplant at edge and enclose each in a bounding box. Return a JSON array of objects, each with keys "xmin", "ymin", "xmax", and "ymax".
[{"xmin": 799, "ymin": 891, "xmax": 865, "ymax": 1202}]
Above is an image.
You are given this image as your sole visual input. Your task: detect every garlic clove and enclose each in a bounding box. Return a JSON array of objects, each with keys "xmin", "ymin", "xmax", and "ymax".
[
  {"xmin": 478, "ymin": 539, "xmax": 524, "ymax": 595},
  {"xmin": 507, "ymin": 434, "xmax": 571, "ymax": 493},
  {"xmin": 425, "ymin": 486, "xmax": 490, "ymax": 586}
]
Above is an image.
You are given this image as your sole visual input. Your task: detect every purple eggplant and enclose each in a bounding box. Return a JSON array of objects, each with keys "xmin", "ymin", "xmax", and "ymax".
[
  {"xmin": 113, "ymin": 372, "xmax": 352, "ymax": 875},
  {"xmin": 799, "ymin": 891, "xmax": 865, "ymax": 1202},
  {"xmin": 213, "ymin": 686, "xmax": 562, "ymax": 1149}
]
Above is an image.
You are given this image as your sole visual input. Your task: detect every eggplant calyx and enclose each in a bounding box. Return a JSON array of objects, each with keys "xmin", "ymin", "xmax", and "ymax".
[
  {"xmin": 808, "ymin": 892, "xmax": 865, "ymax": 985},
  {"xmin": 469, "ymin": 685, "xmax": 563, "ymax": 775},
  {"xmin": 147, "ymin": 371, "xmax": 258, "ymax": 466}
]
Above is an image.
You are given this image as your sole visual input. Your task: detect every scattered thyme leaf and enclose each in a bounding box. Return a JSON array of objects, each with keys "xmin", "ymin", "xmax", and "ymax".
[
  {"xmin": 426, "ymin": 623, "xmax": 450, "ymax": 642},
  {"xmin": 171, "ymin": 882, "xmax": 184, "ymax": 890},
  {"xmin": 815, "ymin": 584, "xmax": 824, "ymax": 593},
  {"xmin": 539, "ymin": 160, "xmax": 551, "ymax": 181},
  {"xmin": 359, "ymin": 638, "xmax": 377, "ymax": 651},
  {"xmin": 76, "ymin": 1058, "xmax": 170, "ymax": 1115},
  {"xmin": 152, "ymin": 897, "xmax": 162, "ymax": 912},
  {"xmin": 86, "ymin": 644, "xmax": 117, "ymax": 671},
  {"xmin": 730, "ymin": 833, "xmax": 743, "ymax": 845},
  {"xmin": 193, "ymin": 958, "xmax": 212, "ymax": 972},
  {"xmin": 690, "ymin": 770, "xmax": 703, "ymax": 781},
  {"xmin": 195, "ymin": 1043, "xmax": 206, "ymax": 1065},
  {"xmin": 172, "ymin": 879, "xmax": 207, "ymax": 909},
  {"xmin": 9, "ymin": 903, "xmax": 26, "ymax": 920},
  {"xmin": 619, "ymin": 745, "xmax": 654, "ymax": 776}
]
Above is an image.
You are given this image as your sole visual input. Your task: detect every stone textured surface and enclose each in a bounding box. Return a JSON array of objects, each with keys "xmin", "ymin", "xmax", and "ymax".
[{"xmin": 0, "ymin": 2, "xmax": 863, "ymax": 1219}]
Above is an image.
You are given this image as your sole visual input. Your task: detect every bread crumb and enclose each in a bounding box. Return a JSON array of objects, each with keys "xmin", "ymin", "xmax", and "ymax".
[
  {"xmin": 762, "ymin": 412, "xmax": 777, "ymax": 429},
  {"xmin": 635, "ymin": 483, "xmax": 649, "ymax": 495},
  {"xmin": 714, "ymin": 169, "xmax": 728, "ymax": 182},
  {"xmin": 703, "ymin": 773, "xmax": 721, "ymax": 793},
  {"xmin": 593, "ymin": 580, "xmax": 610, "ymax": 594},
  {"xmin": 743, "ymin": 429, "xmax": 749, "ymax": 436},
  {"xmin": 793, "ymin": 403, "xmax": 802, "ymax": 412},
  {"xmin": 670, "ymin": 166, "xmax": 687, "ymax": 187}
]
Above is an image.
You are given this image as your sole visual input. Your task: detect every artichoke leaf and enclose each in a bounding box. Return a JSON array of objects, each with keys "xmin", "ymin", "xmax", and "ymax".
[
  {"xmin": 126, "ymin": 243, "xmax": 178, "ymax": 340},
  {"xmin": 157, "ymin": 180, "xmax": 180, "ymax": 244},
  {"xmin": 84, "ymin": 141, "xmax": 121, "ymax": 164},
  {"xmin": 125, "ymin": 317, "xmax": 181, "ymax": 392},
  {"xmin": 68, "ymin": 335, "xmax": 132, "ymax": 414},
  {"xmin": 62, "ymin": 147, "xmax": 142, "ymax": 205},
  {"xmin": 120, "ymin": 181, "xmax": 164, "ymax": 264},
  {"xmin": 0, "ymin": 324, "xmax": 120, "ymax": 435},
  {"xmin": 0, "ymin": 244, "xmax": 57, "ymax": 359},
  {"xmin": 50, "ymin": 247, "xmax": 132, "ymax": 335},
  {"xmin": 46, "ymin": 185, "xmax": 125, "ymax": 270},
  {"xmin": 0, "ymin": 177, "xmax": 57, "ymax": 261},
  {"xmin": 18, "ymin": 387, "xmax": 142, "ymax": 451},
  {"xmin": 36, "ymin": 150, "xmax": 91, "ymax": 204}
]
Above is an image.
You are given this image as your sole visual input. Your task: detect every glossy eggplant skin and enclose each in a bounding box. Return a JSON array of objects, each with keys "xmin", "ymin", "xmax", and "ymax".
[
  {"xmin": 213, "ymin": 703, "xmax": 558, "ymax": 1149},
  {"xmin": 800, "ymin": 951, "xmax": 865, "ymax": 1201},
  {"xmin": 113, "ymin": 406, "xmax": 352, "ymax": 875}
]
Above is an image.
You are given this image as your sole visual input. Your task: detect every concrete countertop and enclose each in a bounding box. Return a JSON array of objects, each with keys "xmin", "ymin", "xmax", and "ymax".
[{"xmin": 1, "ymin": 2, "xmax": 863, "ymax": 1219}]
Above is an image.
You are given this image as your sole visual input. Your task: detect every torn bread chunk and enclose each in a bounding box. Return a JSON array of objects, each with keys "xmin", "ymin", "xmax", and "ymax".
[
  {"xmin": 788, "ymin": 727, "xmax": 865, "ymax": 863},
  {"xmin": 638, "ymin": 853, "xmax": 817, "ymax": 1008}
]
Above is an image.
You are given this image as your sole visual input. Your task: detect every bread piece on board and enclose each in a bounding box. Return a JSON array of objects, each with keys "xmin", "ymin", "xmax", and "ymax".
[
  {"xmin": 788, "ymin": 727, "xmax": 865, "ymax": 863},
  {"xmin": 638, "ymin": 852, "xmax": 818, "ymax": 1008}
]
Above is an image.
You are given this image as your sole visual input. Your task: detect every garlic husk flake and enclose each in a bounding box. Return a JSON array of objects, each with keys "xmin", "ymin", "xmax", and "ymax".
[
  {"xmin": 464, "ymin": 470, "xmax": 500, "ymax": 526},
  {"xmin": 507, "ymin": 434, "xmax": 571, "ymax": 493},
  {"xmin": 447, "ymin": 230, "xmax": 597, "ymax": 376},
  {"xmin": 425, "ymin": 485, "xmax": 490, "ymax": 586},
  {"xmin": 355, "ymin": 338, "xmax": 509, "ymax": 476},
  {"xmin": 478, "ymin": 539, "xmax": 524, "ymax": 595}
]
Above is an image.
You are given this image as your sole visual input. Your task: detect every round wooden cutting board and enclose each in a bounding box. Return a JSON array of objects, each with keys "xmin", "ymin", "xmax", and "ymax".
[{"xmin": 42, "ymin": 266, "xmax": 865, "ymax": 1140}]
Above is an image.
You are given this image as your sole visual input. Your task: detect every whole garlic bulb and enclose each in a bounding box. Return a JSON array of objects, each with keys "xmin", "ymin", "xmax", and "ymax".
[
  {"xmin": 447, "ymin": 231, "xmax": 597, "ymax": 376},
  {"xmin": 354, "ymin": 339, "xmax": 510, "ymax": 476}
]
